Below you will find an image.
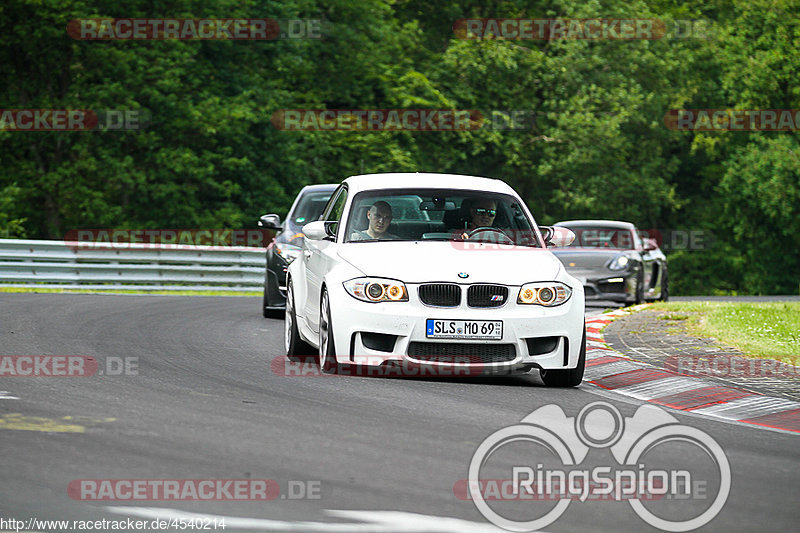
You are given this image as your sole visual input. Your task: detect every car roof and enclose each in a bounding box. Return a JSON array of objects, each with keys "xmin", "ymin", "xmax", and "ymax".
[
  {"xmin": 341, "ymin": 173, "xmax": 515, "ymax": 195},
  {"xmin": 555, "ymin": 220, "xmax": 636, "ymax": 230}
]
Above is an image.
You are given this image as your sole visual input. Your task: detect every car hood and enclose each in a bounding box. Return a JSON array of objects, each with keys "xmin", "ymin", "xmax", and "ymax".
[
  {"xmin": 551, "ymin": 248, "xmax": 628, "ymax": 269},
  {"xmin": 337, "ymin": 242, "xmax": 563, "ymax": 285}
]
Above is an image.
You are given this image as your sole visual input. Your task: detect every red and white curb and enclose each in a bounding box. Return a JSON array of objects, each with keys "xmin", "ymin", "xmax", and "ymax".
[{"xmin": 584, "ymin": 306, "xmax": 800, "ymax": 434}]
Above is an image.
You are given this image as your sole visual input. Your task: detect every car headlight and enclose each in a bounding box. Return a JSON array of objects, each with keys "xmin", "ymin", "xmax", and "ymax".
[
  {"xmin": 274, "ymin": 242, "xmax": 302, "ymax": 263},
  {"xmin": 608, "ymin": 255, "xmax": 630, "ymax": 271},
  {"xmin": 344, "ymin": 278, "xmax": 409, "ymax": 303},
  {"xmin": 517, "ymin": 282, "xmax": 572, "ymax": 306}
]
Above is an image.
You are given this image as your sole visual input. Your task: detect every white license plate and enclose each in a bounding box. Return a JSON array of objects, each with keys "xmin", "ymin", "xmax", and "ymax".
[{"xmin": 426, "ymin": 319, "xmax": 503, "ymax": 340}]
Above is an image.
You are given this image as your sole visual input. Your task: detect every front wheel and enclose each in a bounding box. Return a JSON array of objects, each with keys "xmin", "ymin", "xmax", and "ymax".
[
  {"xmin": 658, "ymin": 269, "xmax": 669, "ymax": 302},
  {"xmin": 318, "ymin": 288, "xmax": 338, "ymax": 374},
  {"xmin": 633, "ymin": 270, "xmax": 644, "ymax": 305},
  {"xmin": 263, "ymin": 283, "xmax": 283, "ymax": 319},
  {"xmin": 540, "ymin": 329, "xmax": 586, "ymax": 388},
  {"xmin": 285, "ymin": 279, "xmax": 314, "ymax": 361}
]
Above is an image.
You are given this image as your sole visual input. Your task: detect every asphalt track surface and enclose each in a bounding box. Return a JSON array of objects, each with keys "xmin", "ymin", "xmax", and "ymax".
[{"xmin": 1, "ymin": 294, "xmax": 798, "ymax": 532}]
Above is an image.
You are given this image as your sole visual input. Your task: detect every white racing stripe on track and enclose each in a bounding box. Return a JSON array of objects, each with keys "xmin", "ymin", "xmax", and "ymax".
[
  {"xmin": 106, "ymin": 506, "xmax": 510, "ymax": 532},
  {"xmin": 615, "ymin": 377, "xmax": 708, "ymax": 400},
  {"xmin": 691, "ymin": 396, "xmax": 800, "ymax": 420},
  {"xmin": 0, "ymin": 391, "xmax": 20, "ymax": 400},
  {"xmin": 586, "ymin": 340, "xmax": 611, "ymax": 350},
  {"xmin": 583, "ymin": 361, "xmax": 641, "ymax": 381}
]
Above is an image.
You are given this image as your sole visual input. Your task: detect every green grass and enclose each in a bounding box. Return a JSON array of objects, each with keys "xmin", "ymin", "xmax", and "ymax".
[
  {"xmin": 658, "ymin": 313, "xmax": 691, "ymax": 321},
  {"xmin": 0, "ymin": 287, "xmax": 260, "ymax": 297},
  {"xmin": 649, "ymin": 301, "xmax": 800, "ymax": 360}
]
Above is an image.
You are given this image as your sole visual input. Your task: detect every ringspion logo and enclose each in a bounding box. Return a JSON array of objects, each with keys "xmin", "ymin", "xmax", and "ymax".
[{"xmin": 464, "ymin": 402, "xmax": 730, "ymax": 531}]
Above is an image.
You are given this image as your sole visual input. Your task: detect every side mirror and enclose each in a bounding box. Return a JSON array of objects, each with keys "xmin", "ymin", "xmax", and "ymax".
[
  {"xmin": 302, "ymin": 221, "xmax": 328, "ymax": 240},
  {"xmin": 324, "ymin": 221, "xmax": 338, "ymax": 238},
  {"xmin": 541, "ymin": 226, "xmax": 576, "ymax": 247},
  {"xmin": 258, "ymin": 214, "xmax": 282, "ymax": 231},
  {"xmin": 644, "ymin": 238, "xmax": 658, "ymax": 251},
  {"xmin": 539, "ymin": 226, "xmax": 553, "ymax": 244}
]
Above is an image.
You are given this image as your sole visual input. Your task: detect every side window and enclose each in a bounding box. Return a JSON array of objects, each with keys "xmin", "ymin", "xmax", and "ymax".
[
  {"xmin": 632, "ymin": 230, "xmax": 644, "ymax": 250},
  {"xmin": 322, "ymin": 186, "xmax": 348, "ymax": 221},
  {"xmin": 330, "ymin": 188, "xmax": 348, "ymax": 222}
]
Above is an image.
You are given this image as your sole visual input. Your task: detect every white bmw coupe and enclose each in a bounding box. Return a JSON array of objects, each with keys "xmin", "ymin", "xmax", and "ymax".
[{"xmin": 285, "ymin": 173, "xmax": 586, "ymax": 386}]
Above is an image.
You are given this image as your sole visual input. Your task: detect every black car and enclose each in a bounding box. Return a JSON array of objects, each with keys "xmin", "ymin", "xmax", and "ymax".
[
  {"xmin": 551, "ymin": 220, "xmax": 668, "ymax": 304},
  {"xmin": 258, "ymin": 184, "xmax": 337, "ymax": 317}
]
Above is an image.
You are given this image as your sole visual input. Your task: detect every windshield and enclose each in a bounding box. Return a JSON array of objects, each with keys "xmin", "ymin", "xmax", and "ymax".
[
  {"xmin": 562, "ymin": 226, "xmax": 636, "ymax": 250},
  {"xmin": 288, "ymin": 191, "xmax": 333, "ymax": 229},
  {"xmin": 344, "ymin": 188, "xmax": 541, "ymax": 247}
]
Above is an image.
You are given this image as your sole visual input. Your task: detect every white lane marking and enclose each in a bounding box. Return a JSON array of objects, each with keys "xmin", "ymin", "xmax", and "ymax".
[
  {"xmin": 106, "ymin": 506, "xmax": 510, "ymax": 532},
  {"xmin": 615, "ymin": 377, "xmax": 708, "ymax": 400},
  {"xmin": 586, "ymin": 340, "xmax": 611, "ymax": 349},
  {"xmin": 692, "ymin": 396, "xmax": 800, "ymax": 420},
  {"xmin": 0, "ymin": 391, "xmax": 20, "ymax": 400},
  {"xmin": 583, "ymin": 360, "xmax": 641, "ymax": 381},
  {"xmin": 586, "ymin": 351, "xmax": 616, "ymax": 361}
]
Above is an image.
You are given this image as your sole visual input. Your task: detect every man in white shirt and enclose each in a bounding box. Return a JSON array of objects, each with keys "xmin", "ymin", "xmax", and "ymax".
[{"xmin": 351, "ymin": 201, "xmax": 400, "ymax": 240}]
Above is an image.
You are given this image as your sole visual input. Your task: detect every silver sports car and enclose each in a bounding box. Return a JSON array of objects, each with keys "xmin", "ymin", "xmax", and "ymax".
[{"xmin": 551, "ymin": 220, "xmax": 668, "ymax": 304}]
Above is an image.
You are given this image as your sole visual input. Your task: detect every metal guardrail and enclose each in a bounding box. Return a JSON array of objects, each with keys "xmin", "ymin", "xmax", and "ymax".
[{"xmin": 0, "ymin": 239, "xmax": 266, "ymax": 292}]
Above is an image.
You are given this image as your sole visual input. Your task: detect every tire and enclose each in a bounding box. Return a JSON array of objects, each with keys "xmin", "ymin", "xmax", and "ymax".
[
  {"xmin": 540, "ymin": 328, "xmax": 586, "ymax": 388},
  {"xmin": 658, "ymin": 269, "xmax": 669, "ymax": 302},
  {"xmin": 262, "ymin": 268, "xmax": 285, "ymax": 319},
  {"xmin": 285, "ymin": 279, "xmax": 314, "ymax": 361},
  {"xmin": 633, "ymin": 270, "xmax": 644, "ymax": 305},
  {"xmin": 318, "ymin": 288, "xmax": 338, "ymax": 374},
  {"xmin": 262, "ymin": 285, "xmax": 284, "ymax": 319}
]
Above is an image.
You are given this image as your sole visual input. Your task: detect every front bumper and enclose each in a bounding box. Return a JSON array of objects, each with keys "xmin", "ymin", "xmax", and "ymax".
[
  {"xmin": 566, "ymin": 270, "xmax": 637, "ymax": 303},
  {"xmin": 327, "ymin": 282, "xmax": 585, "ymax": 373}
]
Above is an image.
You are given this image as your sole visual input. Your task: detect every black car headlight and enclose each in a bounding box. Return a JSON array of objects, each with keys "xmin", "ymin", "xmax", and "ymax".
[
  {"xmin": 344, "ymin": 278, "xmax": 408, "ymax": 303},
  {"xmin": 274, "ymin": 242, "xmax": 302, "ymax": 263},
  {"xmin": 608, "ymin": 254, "xmax": 631, "ymax": 271},
  {"xmin": 517, "ymin": 282, "xmax": 572, "ymax": 306}
]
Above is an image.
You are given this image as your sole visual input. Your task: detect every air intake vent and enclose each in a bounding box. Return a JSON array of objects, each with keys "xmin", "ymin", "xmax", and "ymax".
[
  {"xmin": 418, "ymin": 284, "xmax": 461, "ymax": 307},
  {"xmin": 467, "ymin": 284, "xmax": 508, "ymax": 308},
  {"xmin": 407, "ymin": 342, "xmax": 516, "ymax": 363}
]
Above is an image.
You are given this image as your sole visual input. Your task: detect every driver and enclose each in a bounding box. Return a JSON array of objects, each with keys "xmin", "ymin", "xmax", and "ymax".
[{"xmin": 461, "ymin": 199, "xmax": 497, "ymax": 239}]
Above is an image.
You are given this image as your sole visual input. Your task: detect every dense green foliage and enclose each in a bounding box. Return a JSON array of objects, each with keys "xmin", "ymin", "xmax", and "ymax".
[{"xmin": 1, "ymin": 0, "xmax": 798, "ymax": 294}]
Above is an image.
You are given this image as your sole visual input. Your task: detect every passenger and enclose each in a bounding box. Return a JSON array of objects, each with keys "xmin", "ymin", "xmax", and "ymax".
[{"xmin": 351, "ymin": 201, "xmax": 400, "ymax": 240}]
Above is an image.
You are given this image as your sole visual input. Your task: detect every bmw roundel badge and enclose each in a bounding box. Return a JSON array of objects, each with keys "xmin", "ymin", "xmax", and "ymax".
[{"xmin": 458, "ymin": 272, "xmax": 469, "ymax": 279}]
